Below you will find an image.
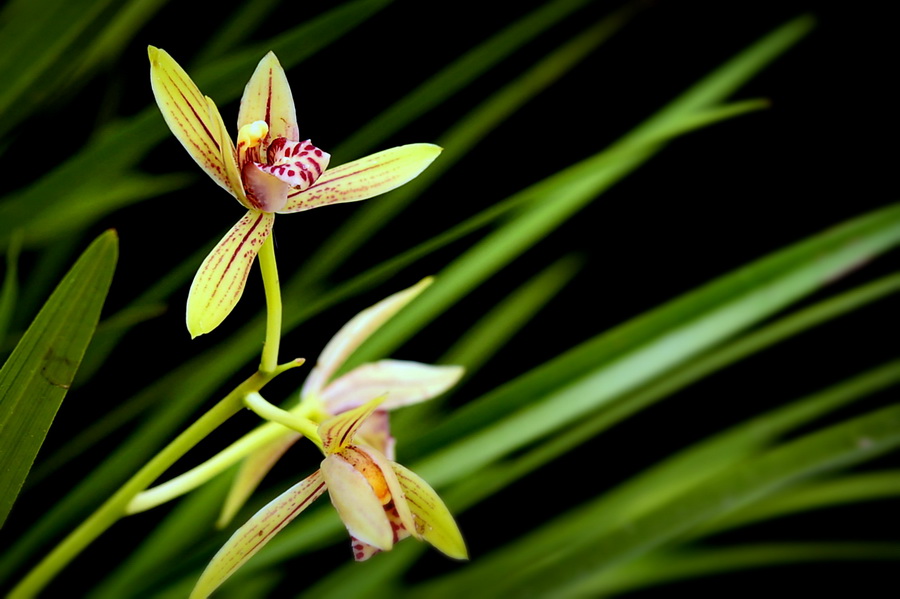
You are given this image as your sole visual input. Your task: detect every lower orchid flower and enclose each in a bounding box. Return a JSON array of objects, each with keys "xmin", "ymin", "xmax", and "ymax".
[
  {"xmin": 148, "ymin": 47, "xmax": 442, "ymax": 337},
  {"xmin": 191, "ymin": 397, "xmax": 467, "ymax": 599},
  {"xmin": 218, "ymin": 278, "xmax": 463, "ymax": 525}
]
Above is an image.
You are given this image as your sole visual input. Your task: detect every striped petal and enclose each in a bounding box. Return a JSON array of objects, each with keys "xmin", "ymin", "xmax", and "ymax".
[
  {"xmin": 187, "ymin": 210, "xmax": 274, "ymax": 337},
  {"xmin": 318, "ymin": 396, "xmax": 385, "ymax": 454},
  {"xmin": 190, "ymin": 470, "xmax": 326, "ymax": 599},
  {"xmin": 322, "ymin": 360, "xmax": 464, "ymax": 413},
  {"xmin": 280, "ymin": 144, "xmax": 442, "ymax": 213},
  {"xmin": 205, "ymin": 96, "xmax": 250, "ymax": 208},
  {"xmin": 391, "ymin": 462, "xmax": 467, "ymax": 560},
  {"xmin": 238, "ymin": 52, "xmax": 298, "ymax": 144},
  {"xmin": 148, "ymin": 46, "xmax": 238, "ymax": 198},
  {"xmin": 301, "ymin": 278, "xmax": 433, "ymax": 399}
]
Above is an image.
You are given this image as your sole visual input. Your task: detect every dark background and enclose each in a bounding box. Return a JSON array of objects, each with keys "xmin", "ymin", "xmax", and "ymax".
[{"xmin": 5, "ymin": 0, "xmax": 897, "ymax": 596}]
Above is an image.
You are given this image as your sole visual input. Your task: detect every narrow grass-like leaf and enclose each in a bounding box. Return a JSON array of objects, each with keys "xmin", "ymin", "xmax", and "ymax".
[
  {"xmin": 693, "ymin": 470, "xmax": 900, "ymax": 540},
  {"xmin": 408, "ymin": 204, "xmax": 900, "ymax": 489},
  {"xmin": 295, "ymin": 5, "xmax": 635, "ymax": 287},
  {"xmin": 342, "ymin": 16, "xmax": 816, "ymax": 370},
  {"xmin": 0, "ymin": 230, "xmax": 117, "ymax": 528},
  {"xmin": 443, "ymin": 357, "xmax": 900, "ymax": 594},
  {"xmin": 577, "ymin": 543, "xmax": 900, "ymax": 597},
  {"xmin": 334, "ymin": 0, "xmax": 604, "ymax": 160},
  {"xmin": 423, "ymin": 403, "xmax": 900, "ymax": 597},
  {"xmin": 86, "ymin": 470, "xmax": 234, "ymax": 599},
  {"xmin": 393, "ymin": 255, "xmax": 581, "ymax": 435}
]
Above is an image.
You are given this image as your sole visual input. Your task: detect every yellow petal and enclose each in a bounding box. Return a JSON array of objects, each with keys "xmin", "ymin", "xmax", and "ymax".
[
  {"xmin": 280, "ymin": 144, "xmax": 442, "ymax": 213},
  {"xmin": 190, "ymin": 470, "xmax": 326, "ymax": 599},
  {"xmin": 217, "ymin": 432, "xmax": 301, "ymax": 528},
  {"xmin": 237, "ymin": 52, "xmax": 298, "ymax": 142},
  {"xmin": 301, "ymin": 278, "xmax": 433, "ymax": 399},
  {"xmin": 187, "ymin": 210, "xmax": 274, "ymax": 337},
  {"xmin": 205, "ymin": 96, "xmax": 250, "ymax": 208},
  {"xmin": 391, "ymin": 462, "xmax": 467, "ymax": 560},
  {"xmin": 322, "ymin": 360, "xmax": 464, "ymax": 414},
  {"xmin": 318, "ymin": 396, "xmax": 385, "ymax": 454},
  {"xmin": 321, "ymin": 453, "xmax": 393, "ymax": 551},
  {"xmin": 354, "ymin": 444, "xmax": 417, "ymax": 538},
  {"xmin": 148, "ymin": 46, "xmax": 238, "ymax": 197}
]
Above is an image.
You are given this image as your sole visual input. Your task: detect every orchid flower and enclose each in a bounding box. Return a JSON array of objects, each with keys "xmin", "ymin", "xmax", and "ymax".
[
  {"xmin": 148, "ymin": 47, "xmax": 442, "ymax": 337},
  {"xmin": 218, "ymin": 278, "xmax": 463, "ymax": 525},
  {"xmin": 191, "ymin": 397, "xmax": 467, "ymax": 599}
]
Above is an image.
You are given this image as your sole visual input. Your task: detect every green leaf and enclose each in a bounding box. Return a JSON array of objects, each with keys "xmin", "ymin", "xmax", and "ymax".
[
  {"xmin": 422, "ymin": 402, "xmax": 900, "ymax": 598},
  {"xmin": 0, "ymin": 230, "xmax": 117, "ymax": 528},
  {"xmin": 580, "ymin": 543, "xmax": 900, "ymax": 597}
]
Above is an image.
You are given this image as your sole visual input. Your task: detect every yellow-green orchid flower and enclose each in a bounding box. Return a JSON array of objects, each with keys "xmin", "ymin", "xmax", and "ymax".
[
  {"xmin": 191, "ymin": 397, "xmax": 467, "ymax": 599},
  {"xmin": 218, "ymin": 278, "xmax": 463, "ymax": 526},
  {"xmin": 148, "ymin": 47, "xmax": 442, "ymax": 337}
]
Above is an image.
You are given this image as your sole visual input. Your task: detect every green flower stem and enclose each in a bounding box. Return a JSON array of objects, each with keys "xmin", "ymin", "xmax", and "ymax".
[
  {"xmin": 8, "ymin": 369, "xmax": 290, "ymax": 599},
  {"xmin": 244, "ymin": 391, "xmax": 324, "ymax": 450},
  {"xmin": 127, "ymin": 396, "xmax": 327, "ymax": 514},
  {"xmin": 258, "ymin": 234, "xmax": 281, "ymax": 374}
]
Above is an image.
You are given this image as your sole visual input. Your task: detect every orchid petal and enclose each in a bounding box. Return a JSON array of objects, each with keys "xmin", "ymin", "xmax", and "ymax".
[
  {"xmin": 391, "ymin": 462, "xmax": 468, "ymax": 560},
  {"xmin": 238, "ymin": 51, "xmax": 298, "ymax": 143},
  {"xmin": 354, "ymin": 444, "xmax": 417, "ymax": 538},
  {"xmin": 321, "ymin": 453, "xmax": 393, "ymax": 551},
  {"xmin": 205, "ymin": 96, "xmax": 249, "ymax": 207},
  {"xmin": 260, "ymin": 139, "xmax": 331, "ymax": 190},
  {"xmin": 187, "ymin": 210, "xmax": 274, "ymax": 337},
  {"xmin": 191, "ymin": 470, "xmax": 326, "ymax": 599},
  {"xmin": 356, "ymin": 411, "xmax": 395, "ymax": 459},
  {"xmin": 280, "ymin": 144, "xmax": 442, "ymax": 213},
  {"xmin": 302, "ymin": 278, "xmax": 433, "ymax": 399},
  {"xmin": 318, "ymin": 395, "xmax": 385, "ymax": 454},
  {"xmin": 148, "ymin": 46, "xmax": 236, "ymax": 197},
  {"xmin": 218, "ymin": 432, "xmax": 301, "ymax": 528},
  {"xmin": 241, "ymin": 162, "xmax": 290, "ymax": 212},
  {"xmin": 322, "ymin": 360, "xmax": 464, "ymax": 414}
]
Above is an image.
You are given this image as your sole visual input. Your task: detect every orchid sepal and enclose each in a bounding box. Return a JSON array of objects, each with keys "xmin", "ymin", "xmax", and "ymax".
[
  {"xmin": 237, "ymin": 51, "xmax": 298, "ymax": 143},
  {"xmin": 280, "ymin": 144, "xmax": 442, "ymax": 213},
  {"xmin": 190, "ymin": 470, "xmax": 327, "ymax": 599},
  {"xmin": 148, "ymin": 46, "xmax": 236, "ymax": 199},
  {"xmin": 302, "ymin": 277, "xmax": 434, "ymax": 398},
  {"xmin": 321, "ymin": 360, "xmax": 464, "ymax": 413},
  {"xmin": 187, "ymin": 210, "xmax": 274, "ymax": 338},
  {"xmin": 391, "ymin": 461, "xmax": 467, "ymax": 560}
]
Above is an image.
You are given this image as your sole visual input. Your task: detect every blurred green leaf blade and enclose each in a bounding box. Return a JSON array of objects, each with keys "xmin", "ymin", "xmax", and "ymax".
[{"xmin": 0, "ymin": 230, "xmax": 118, "ymax": 528}]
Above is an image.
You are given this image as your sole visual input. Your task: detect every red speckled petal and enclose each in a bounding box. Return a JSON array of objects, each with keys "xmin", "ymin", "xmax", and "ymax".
[
  {"xmin": 191, "ymin": 470, "xmax": 326, "ymax": 599},
  {"xmin": 186, "ymin": 210, "xmax": 274, "ymax": 337},
  {"xmin": 238, "ymin": 52, "xmax": 298, "ymax": 144},
  {"xmin": 279, "ymin": 144, "xmax": 441, "ymax": 213},
  {"xmin": 148, "ymin": 46, "xmax": 236, "ymax": 198},
  {"xmin": 259, "ymin": 139, "xmax": 331, "ymax": 190}
]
